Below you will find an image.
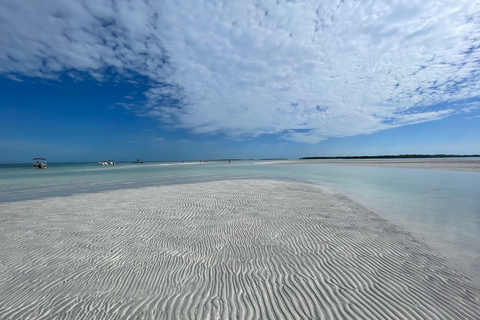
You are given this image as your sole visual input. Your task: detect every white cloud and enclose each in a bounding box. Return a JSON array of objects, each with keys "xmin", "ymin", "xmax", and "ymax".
[{"xmin": 1, "ymin": 0, "xmax": 480, "ymax": 143}]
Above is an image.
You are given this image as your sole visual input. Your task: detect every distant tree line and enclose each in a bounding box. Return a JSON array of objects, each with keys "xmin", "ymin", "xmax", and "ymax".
[{"xmin": 300, "ymin": 154, "xmax": 480, "ymax": 160}]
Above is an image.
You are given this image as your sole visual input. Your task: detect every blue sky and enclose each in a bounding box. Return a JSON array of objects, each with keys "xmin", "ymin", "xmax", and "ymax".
[{"xmin": 1, "ymin": 0, "xmax": 480, "ymax": 163}]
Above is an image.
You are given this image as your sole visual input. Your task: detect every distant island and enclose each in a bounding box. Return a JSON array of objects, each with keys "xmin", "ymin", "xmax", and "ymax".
[{"xmin": 300, "ymin": 154, "xmax": 480, "ymax": 160}]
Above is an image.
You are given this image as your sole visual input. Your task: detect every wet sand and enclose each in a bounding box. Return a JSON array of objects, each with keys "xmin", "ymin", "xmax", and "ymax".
[
  {"xmin": 294, "ymin": 158, "xmax": 480, "ymax": 172},
  {"xmin": 1, "ymin": 180, "xmax": 479, "ymax": 319}
]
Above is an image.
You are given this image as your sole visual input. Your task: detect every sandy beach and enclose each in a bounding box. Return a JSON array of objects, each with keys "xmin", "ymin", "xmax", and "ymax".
[{"xmin": 1, "ymin": 179, "xmax": 479, "ymax": 319}]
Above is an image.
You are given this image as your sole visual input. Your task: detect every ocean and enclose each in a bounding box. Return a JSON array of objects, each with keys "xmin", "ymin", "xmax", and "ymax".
[{"xmin": 1, "ymin": 159, "xmax": 479, "ymax": 275}]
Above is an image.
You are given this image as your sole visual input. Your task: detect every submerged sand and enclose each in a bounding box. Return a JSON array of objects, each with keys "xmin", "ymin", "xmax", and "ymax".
[{"xmin": 0, "ymin": 180, "xmax": 479, "ymax": 319}]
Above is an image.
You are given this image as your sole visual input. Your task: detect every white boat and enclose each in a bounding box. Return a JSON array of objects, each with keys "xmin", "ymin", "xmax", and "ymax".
[
  {"xmin": 33, "ymin": 158, "xmax": 47, "ymax": 169},
  {"xmin": 132, "ymin": 159, "xmax": 143, "ymax": 164},
  {"xmin": 107, "ymin": 160, "xmax": 115, "ymax": 165},
  {"xmin": 98, "ymin": 160, "xmax": 108, "ymax": 165}
]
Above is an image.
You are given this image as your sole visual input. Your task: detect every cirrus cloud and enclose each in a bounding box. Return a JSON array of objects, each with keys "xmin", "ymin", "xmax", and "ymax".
[{"xmin": 1, "ymin": 0, "xmax": 479, "ymax": 143}]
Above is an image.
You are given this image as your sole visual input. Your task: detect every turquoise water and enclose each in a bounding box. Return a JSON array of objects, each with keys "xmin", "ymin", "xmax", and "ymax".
[{"xmin": 1, "ymin": 160, "xmax": 479, "ymax": 274}]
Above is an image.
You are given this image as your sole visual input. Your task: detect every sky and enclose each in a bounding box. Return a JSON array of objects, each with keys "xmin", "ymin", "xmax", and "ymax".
[{"xmin": 1, "ymin": 0, "xmax": 480, "ymax": 163}]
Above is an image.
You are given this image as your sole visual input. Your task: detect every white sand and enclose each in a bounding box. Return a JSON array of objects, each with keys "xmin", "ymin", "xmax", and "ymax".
[
  {"xmin": 282, "ymin": 158, "xmax": 480, "ymax": 172},
  {"xmin": 1, "ymin": 180, "xmax": 479, "ymax": 319}
]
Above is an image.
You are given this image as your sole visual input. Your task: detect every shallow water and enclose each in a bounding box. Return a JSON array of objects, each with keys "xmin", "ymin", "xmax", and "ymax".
[
  {"xmin": 1, "ymin": 160, "xmax": 479, "ymax": 275},
  {"xmin": 3, "ymin": 179, "xmax": 479, "ymax": 319}
]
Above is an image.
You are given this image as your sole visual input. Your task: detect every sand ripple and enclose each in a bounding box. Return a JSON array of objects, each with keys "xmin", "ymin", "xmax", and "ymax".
[{"xmin": 0, "ymin": 180, "xmax": 479, "ymax": 319}]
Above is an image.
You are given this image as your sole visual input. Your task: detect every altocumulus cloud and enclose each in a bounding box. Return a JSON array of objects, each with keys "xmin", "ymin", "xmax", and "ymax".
[{"xmin": 1, "ymin": 0, "xmax": 480, "ymax": 143}]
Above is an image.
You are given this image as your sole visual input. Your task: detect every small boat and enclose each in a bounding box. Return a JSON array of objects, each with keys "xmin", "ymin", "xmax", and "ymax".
[
  {"xmin": 98, "ymin": 160, "xmax": 108, "ymax": 165},
  {"xmin": 107, "ymin": 160, "xmax": 116, "ymax": 165},
  {"xmin": 33, "ymin": 158, "xmax": 47, "ymax": 169},
  {"xmin": 132, "ymin": 159, "xmax": 144, "ymax": 164}
]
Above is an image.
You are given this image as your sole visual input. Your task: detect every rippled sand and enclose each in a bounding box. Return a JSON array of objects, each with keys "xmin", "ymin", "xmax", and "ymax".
[{"xmin": 1, "ymin": 180, "xmax": 479, "ymax": 319}]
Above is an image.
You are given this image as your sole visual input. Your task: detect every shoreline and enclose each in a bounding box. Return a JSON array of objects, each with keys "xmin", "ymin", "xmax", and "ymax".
[
  {"xmin": 258, "ymin": 158, "xmax": 480, "ymax": 172},
  {"xmin": 1, "ymin": 179, "xmax": 479, "ymax": 319}
]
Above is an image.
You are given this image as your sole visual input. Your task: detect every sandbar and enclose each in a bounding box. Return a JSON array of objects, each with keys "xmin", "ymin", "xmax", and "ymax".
[
  {"xmin": 0, "ymin": 180, "xmax": 479, "ymax": 319},
  {"xmin": 290, "ymin": 158, "xmax": 480, "ymax": 172}
]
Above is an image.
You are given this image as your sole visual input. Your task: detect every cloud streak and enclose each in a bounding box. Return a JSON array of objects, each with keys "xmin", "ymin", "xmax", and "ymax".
[{"xmin": 1, "ymin": 0, "xmax": 479, "ymax": 143}]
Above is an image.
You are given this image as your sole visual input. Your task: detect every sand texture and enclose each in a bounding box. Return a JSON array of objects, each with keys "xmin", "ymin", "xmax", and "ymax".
[{"xmin": 1, "ymin": 180, "xmax": 479, "ymax": 319}]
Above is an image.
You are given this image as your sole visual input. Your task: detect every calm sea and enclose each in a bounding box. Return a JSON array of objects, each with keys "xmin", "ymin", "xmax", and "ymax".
[{"xmin": 1, "ymin": 159, "xmax": 479, "ymax": 275}]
